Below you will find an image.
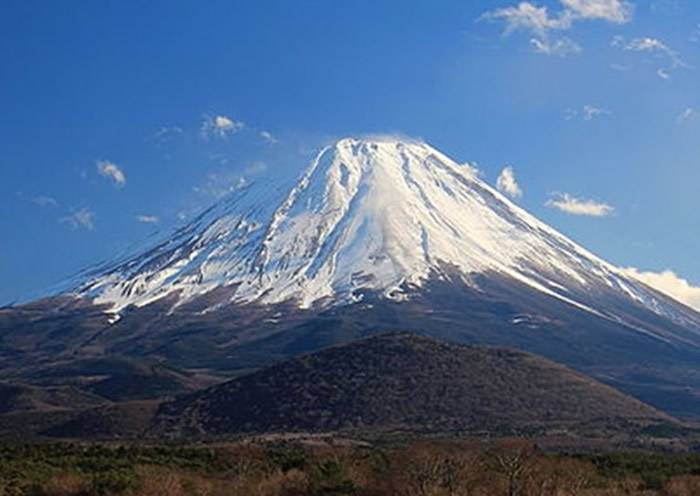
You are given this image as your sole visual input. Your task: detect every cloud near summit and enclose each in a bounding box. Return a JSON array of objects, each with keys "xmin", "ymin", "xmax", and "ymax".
[
  {"xmin": 622, "ymin": 267, "xmax": 700, "ymax": 313},
  {"xmin": 496, "ymin": 166, "xmax": 523, "ymax": 198}
]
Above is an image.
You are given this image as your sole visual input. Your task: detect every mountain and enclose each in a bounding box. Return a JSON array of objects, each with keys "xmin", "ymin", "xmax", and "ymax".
[
  {"xmin": 74, "ymin": 137, "xmax": 698, "ymax": 329},
  {"xmin": 151, "ymin": 333, "xmax": 671, "ymax": 438},
  {"xmin": 3, "ymin": 136, "xmax": 700, "ymax": 415}
]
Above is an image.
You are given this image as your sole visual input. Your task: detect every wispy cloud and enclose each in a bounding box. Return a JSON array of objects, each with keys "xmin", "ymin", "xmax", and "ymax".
[
  {"xmin": 565, "ymin": 105, "xmax": 611, "ymax": 121},
  {"xmin": 193, "ymin": 171, "xmax": 248, "ymax": 199},
  {"xmin": 459, "ymin": 162, "xmax": 481, "ymax": 178},
  {"xmin": 677, "ymin": 107, "xmax": 699, "ymax": 123},
  {"xmin": 690, "ymin": 23, "xmax": 700, "ymax": 43},
  {"xmin": 60, "ymin": 208, "xmax": 95, "ymax": 230},
  {"xmin": 656, "ymin": 68, "xmax": 671, "ymax": 79},
  {"xmin": 611, "ymin": 35, "xmax": 687, "ymax": 78},
  {"xmin": 482, "ymin": 3, "xmax": 571, "ymax": 37},
  {"xmin": 560, "ymin": 0, "xmax": 633, "ymax": 22},
  {"xmin": 622, "ymin": 267, "xmax": 700, "ymax": 312},
  {"xmin": 482, "ymin": 0, "xmax": 633, "ymax": 56},
  {"xmin": 260, "ymin": 130, "xmax": 278, "ymax": 144},
  {"xmin": 583, "ymin": 105, "xmax": 611, "ymax": 120},
  {"xmin": 545, "ymin": 193, "xmax": 614, "ymax": 216},
  {"xmin": 612, "ymin": 36, "xmax": 673, "ymax": 55},
  {"xmin": 496, "ymin": 166, "xmax": 523, "ymax": 198},
  {"xmin": 97, "ymin": 160, "xmax": 126, "ymax": 187},
  {"xmin": 531, "ymin": 37, "xmax": 582, "ymax": 56},
  {"xmin": 200, "ymin": 114, "xmax": 245, "ymax": 140},
  {"xmin": 136, "ymin": 215, "xmax": 159, "ymax": 224},
  {"xmin": 31, "ymin": 195, "xmax": 58, "ymax": 207},
  {"xmin": 152, "ymin": 126, "xmax": 183, "ymax": 145},
  {"xmin": 193, "ymin": 161, "xmax": 268, "ymax": 200}
]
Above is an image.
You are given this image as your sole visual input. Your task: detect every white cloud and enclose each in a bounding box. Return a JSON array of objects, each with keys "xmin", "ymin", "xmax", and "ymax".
[
  {"xmin": 60, "ymin": 208, "xmax": 95, "ymax": 230},
  {"xmin": 531, "ymin": 37, "xmax": 582, "ymax": 56},
  {"xmin": 565, "ymin": 105, "xmax": 611, "ymax": 121},
  {"xmin": 97, "ymin": 160, "xmax": 126, "ymax": 187},
  {"xmin": 582, "ymin": 104, "xmax": 611, "ymax": 120},
  {"xmin": 656, "ymin": 68, "xmax": 671, "ymax": 80},
  {"xmin": 677, "ymin": 107, "xmax": 699, "ymax": 123},
  {"xmin": 194, "ymin": 171, "xmax": 248, "ymax": 199},
  {"xmin": 200, "ymin": 114, "xmax": 244, "ymax": 140},
  {"xmin": 194, "ymin": 160, "xmax": 268, "ymax": 199},
  {"xmin": 496, "ymin": 166, "xmax": 523, "ymax": 198},
  {"xmin": 482, "ymin": 0, "xmax": 632, "ymax": 56},
  {"xmin": 460, "ymin": 162, "xmax": 481, "ymax": 177},
  {"xmin": 613, "ymin": 36, "xmax": 668, "ymax": 52},
  {"xmin": 611, "ymin": 35, "xmax": 686, "ymax": 76},
  {"xmin": 481, "ymin": 2, "xmax": 572, "ymax": 57},
  {"xmin": 560, "ymin": 0, "xmax": 633, "ymax": 23},
  {"xmin": 482, "ymin": 3, "xmax": 570, "ymax": 36},
  {"xmin": 545, "ymin": 193, "xmax": 614, "ymax": 216},
  {"xmin": 260, "ymin": 130, "xmax": 278, "ymax": 144},
  {"xmin": 215, "ymin": 116, "xmax": 235, "ymax": 129},
  {"xmin": 136, "ymin": 215, "xmax": 159, "ymax": 224},
  {"xmin": 152, "ymin": 126, "xmax": 183, "ymax": 145},
  {"xmin": 622, "ymin": 267, "xmax": 700, "ymax": 313},
  {"xmin": 31, "ymin": 195, "xmax": 57, "ymax": 207}
]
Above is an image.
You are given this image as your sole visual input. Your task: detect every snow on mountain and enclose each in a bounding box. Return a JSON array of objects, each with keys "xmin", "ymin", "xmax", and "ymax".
[{"xmin": 75, "ymin": 137, "xmax": 700, "ymax": 333}]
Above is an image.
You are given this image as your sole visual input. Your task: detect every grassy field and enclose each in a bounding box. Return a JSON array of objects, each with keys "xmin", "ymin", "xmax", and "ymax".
[{"xmin": 3, "ymin": 439, "xmax": 700, "ymax": 495}]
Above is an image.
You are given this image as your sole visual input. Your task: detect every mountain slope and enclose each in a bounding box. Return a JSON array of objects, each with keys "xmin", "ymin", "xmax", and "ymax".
[
  {"xmin": 152, "ymin": 333, "xmax": 670, "ymax": 437},
  {"xmin": 0, "ymin": 381, "xmax": 104, "ymax": 415}
]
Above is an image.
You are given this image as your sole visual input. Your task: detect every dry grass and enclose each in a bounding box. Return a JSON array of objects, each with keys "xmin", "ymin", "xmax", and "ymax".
[{"xmin": 39, "ymin": 473, "xmax": 90, "ymax": 496}]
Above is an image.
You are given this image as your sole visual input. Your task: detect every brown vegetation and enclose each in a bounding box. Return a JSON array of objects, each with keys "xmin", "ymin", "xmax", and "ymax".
[
  {"xmin": 153, "ymin": 333, "xmax": 668, "ymax": 438},
  {"xmin": 5, "ymin": 439, "xmax": 700, "ymax": 496}
]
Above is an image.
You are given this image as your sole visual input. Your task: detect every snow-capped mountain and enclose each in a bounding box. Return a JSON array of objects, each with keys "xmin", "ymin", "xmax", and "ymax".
[
  {"xmin": 76, "ymin": 137, "xmax": 699, "ymax": 338},
  {"xmin": 5, "ymin": 136, "xmax": 700, "ymax": 416}
]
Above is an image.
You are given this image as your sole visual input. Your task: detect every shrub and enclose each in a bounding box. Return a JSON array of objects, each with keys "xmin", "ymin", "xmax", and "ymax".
[
  {"xmin": 255, "ymin": 469, "xmax": 308, "ymax": 496},
  {"xmin": 37, "ymin": 474, "xmax": 90, "ymax": 496},
  {"xmin": 265, "ymin": 444, "xmax": 308, "ymax": 473}
]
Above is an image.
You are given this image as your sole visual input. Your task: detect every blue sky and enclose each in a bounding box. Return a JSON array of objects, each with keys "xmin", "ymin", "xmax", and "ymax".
[{"xmin": 2, "ymin": 0, "xmax": 700, "ymax": 306}]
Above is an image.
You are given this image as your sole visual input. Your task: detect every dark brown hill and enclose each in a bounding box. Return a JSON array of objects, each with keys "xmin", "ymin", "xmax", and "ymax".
[{"xmin": 152, "ymin": 333, "xmax": 670, "ymax": 438}]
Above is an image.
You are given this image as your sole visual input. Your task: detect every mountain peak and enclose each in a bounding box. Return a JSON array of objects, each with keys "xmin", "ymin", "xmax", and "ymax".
[
  {"xmin": 333, "ymin": 134, "xmax": 427, "ymax": 149},
  {"xmin": 327, "ymin": 136, "xmax": 473, "ymax": 181},
  {"xmin": 321, "ymin": 136, "xmax": 442, "ymax": 181}
]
